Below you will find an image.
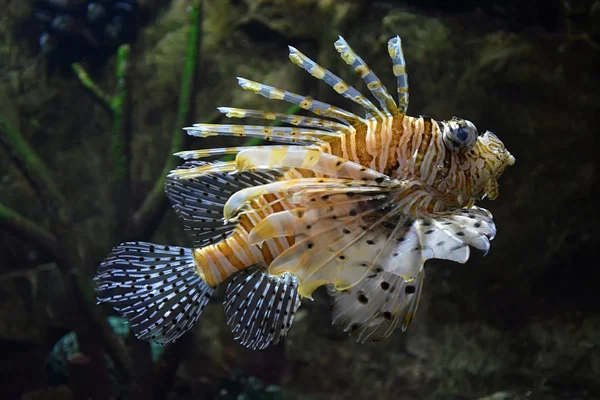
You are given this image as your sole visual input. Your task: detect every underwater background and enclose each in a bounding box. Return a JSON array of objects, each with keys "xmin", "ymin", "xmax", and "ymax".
[{"xmin": 0, "ymin": 0, "xmax": 598, "ymax": 399}]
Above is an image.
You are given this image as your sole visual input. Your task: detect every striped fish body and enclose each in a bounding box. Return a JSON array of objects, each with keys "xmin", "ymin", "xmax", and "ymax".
[
  {"xmin": 191, "ymin": 191, "xmax": 296, "ymax": 288},
  {"xmin": 95, "ymin": 34, "xmax": 514, "ymax": 349}
]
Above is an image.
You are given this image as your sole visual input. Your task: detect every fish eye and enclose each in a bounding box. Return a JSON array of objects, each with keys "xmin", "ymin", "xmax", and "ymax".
[{"xmin": 442, "ymin": 117, "xmax": 478, "ymax": 153}]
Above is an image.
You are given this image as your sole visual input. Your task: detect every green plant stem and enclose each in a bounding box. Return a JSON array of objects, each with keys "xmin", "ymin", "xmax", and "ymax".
[
  {"xmin": 0, "ymin": 118, "xmax": 65, "ymax": 215},
  {"xmin": 72, "ymin": 63, "xmax": 113, "ymax": 111},
  {"xmin": 127, "ymin": 0, "xmax": 206, "ymax": 240},
  {"xmin": 73, "ymin": 45, "xmax": 133, "ymax": 233},
  {"xmin": 0, "ymin": 202, "xmax": 58, "ymax": 257},
  {"xmin": 111, "ymin": 45, "xmax": 133, "ymax": 238},
  {"xmin": 112, "ymin": 44, "xmax": 131, "ymax": 183},
  {"xmin": 0, "ymin": 116, "xmax": 135, "ymax": 382}
]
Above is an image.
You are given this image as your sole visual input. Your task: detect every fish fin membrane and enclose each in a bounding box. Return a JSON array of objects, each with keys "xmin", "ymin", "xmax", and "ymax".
[
  {"xmin": 171, "ymin": 147, "xmax": 387, "ymax": 182},
  {"xmin": 249, "ymin": 176, "xmax": 408, "ymax": 298},
  {"xmin": 165, "ymin": 160, "xmax": 284, "ymax": 248},
  {"xmin": 220, "ymin": 148, "xmax": 390, "ymax": 221},
  {"xmin": 385, "ymin": 206, "xmax": 496, "ymax": 278},
  {"xmin": 249, "ymin": 177, "xmax": 495, "ymax": 298},
  {"xmin": 328, "ymin": 269, "xmax": 425, "ymax": 343},
  {"xmin": 326, "ymin": 206, "xmax": 495, "ymax": 341},
  {"xmin": 233, "ymin": 147, "xmax": 387, "ymax": 178},
  {"xmin": 224, "ymin": 267, "xmax": 301, "ymax": 350},
  {"xmin": 95, "ymin": 242, "xmax": 214, "ymax": 345}
]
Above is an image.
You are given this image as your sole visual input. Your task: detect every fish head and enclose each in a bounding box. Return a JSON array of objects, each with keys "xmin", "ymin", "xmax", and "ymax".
[{"xmin": 440, "ymin": 117, "xmax": 515, "ymax": 202}]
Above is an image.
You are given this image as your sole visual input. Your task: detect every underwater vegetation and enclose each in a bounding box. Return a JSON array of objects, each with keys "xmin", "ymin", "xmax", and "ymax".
[
  {"xmin": 1, "ymin": 0, "xmax": 205, "ymax": 398},
  {"xmin": 0, "ymin": 0, "xmax": 599, "ymax": 399}
]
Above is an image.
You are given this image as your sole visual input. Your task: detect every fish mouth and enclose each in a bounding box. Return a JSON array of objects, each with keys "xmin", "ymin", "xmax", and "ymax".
[{"xmin": 507, "ymin": 153, "xmax": 516, "ymax": 166}]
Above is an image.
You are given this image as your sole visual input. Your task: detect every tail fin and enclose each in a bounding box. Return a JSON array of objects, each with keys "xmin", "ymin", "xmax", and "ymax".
[{"xmin": 95, "ymin": 242, "xmax": 214, "ymax": 344}]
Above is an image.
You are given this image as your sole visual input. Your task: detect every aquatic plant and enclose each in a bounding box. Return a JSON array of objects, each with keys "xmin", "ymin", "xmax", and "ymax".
[{"xmin": 0, "ymin": 0, "xmax": 208, "ymax": 397}]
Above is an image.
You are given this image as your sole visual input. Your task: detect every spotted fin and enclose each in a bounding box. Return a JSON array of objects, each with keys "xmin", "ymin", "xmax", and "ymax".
[
  {"xmin": 224, "ymin": 267, "xmax": 301, "ymax": 350},
  {"xmin": 95, "ymin": 242, "xmax": 213, "ymax": 344},
  {"xmin": 326, "ymin": 207, "xmax": 495, "ymax": 342},
  {"xmin": 384, "ymin": 206, "xmax": 496, "ymax": 279},
  {"xmin": 328, "ymin": 269, "xmax": 424, "ymax": 343},
  {"xmin": 250, "ymin": 179, "xmax": 412, "ymax": 298},
  {"xmin": 248, "ymin": 181, "xmax": 495, "ymax": 298},
  {"xmin": 165, "ymin": 161, "xmax": 284, "ymax": 247},
  {"xmin": 224, "ymin": 177, "xmax": 394, "ymax": 223}
]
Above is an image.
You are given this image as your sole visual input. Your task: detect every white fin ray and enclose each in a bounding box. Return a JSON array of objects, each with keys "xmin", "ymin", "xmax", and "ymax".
[
  {"xmin": 224, "ymin": 267, "xmax": 301, "ymax": 350},
  {"xmin": 288, "ymin": 45, "xmax": 385, "ymax": 119},
  {"xmin": 183, "ymin": 124, "xmax": 335, "ymax": 148},
  {"xmin": 233, "ymin": 147, "xmax": 388, "ymax": 179},
  {"xmin": 236, "ymin": 77, "xmax": 365, "ymax": 126},
  {"xmin": 167, "ymin": 161, "xmax": 237, "ymax": 179},
  {"xmin": 262, "ymin": 189, "xmax": 407, "ymax": 298},
  {"xmin": 95, "ymin": 242, "xmax": 214, "ymax": 344},
  {"xmin": 387, "ymin": 36, "xmax": 409, "ymax": 113},
  {"xmin": 334, "ymin": 36, "xmax": 399, "ymax": 116},
  {"xmin": 328, "ymin": 269, "xmax": 425, "ymax": 343},
  {"xmin": 217, "ymin": 107, "xmax": 353, "ymax": 135},
  {"xmin": 224, "ymin": 178, "xmax": 397, "ymax": 223},
  {"xmin": 385, "ymin": 207, "xmax": 496, "ymax": 278},
  {"xmin": 165, "ymin": 161, "xmax": 284, "ymax": 248}
]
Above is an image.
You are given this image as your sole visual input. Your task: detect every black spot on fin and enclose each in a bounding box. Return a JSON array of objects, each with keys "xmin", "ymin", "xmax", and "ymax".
[
  {"xmin": 328, "ymin": 268, "xmax": 425, "ymax": 344},
  {"xmin": 94, "ymin": 241, "xmax": 214, "ymax": 344},
  {"xmin": 165, "ymin": 161, "xmax": 283, "ymax": 247},
  {"xmin": 224, "ymin": 267, "xmax": 301, "ymax": 350}
]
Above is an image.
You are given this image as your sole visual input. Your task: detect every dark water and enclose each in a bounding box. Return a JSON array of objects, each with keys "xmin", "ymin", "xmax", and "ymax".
[{"xmin": 0, "ymin": 0, "xmax": 598, "ymax": 399}]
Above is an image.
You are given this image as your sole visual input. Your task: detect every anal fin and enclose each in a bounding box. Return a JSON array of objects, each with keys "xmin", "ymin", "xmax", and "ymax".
[{"xmin": 224, "ymin": 267, "xmax": 301, "ymax": 350}]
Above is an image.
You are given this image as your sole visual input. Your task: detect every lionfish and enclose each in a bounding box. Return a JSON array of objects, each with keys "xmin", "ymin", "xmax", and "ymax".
[{"xmin": 95, "ymin": 35, "xmax": 515, "ymax": 349}]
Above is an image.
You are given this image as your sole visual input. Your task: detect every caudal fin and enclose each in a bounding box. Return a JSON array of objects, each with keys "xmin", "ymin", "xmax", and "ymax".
[{"xmin": 94, "ymin": 242, "xmax": 214, "ymax": 344}]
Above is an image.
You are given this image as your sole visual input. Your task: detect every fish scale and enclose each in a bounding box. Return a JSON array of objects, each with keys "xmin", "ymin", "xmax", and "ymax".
[{"xmin": 95, "ymin": 34, "xmax": 514, "ymax": 349}]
